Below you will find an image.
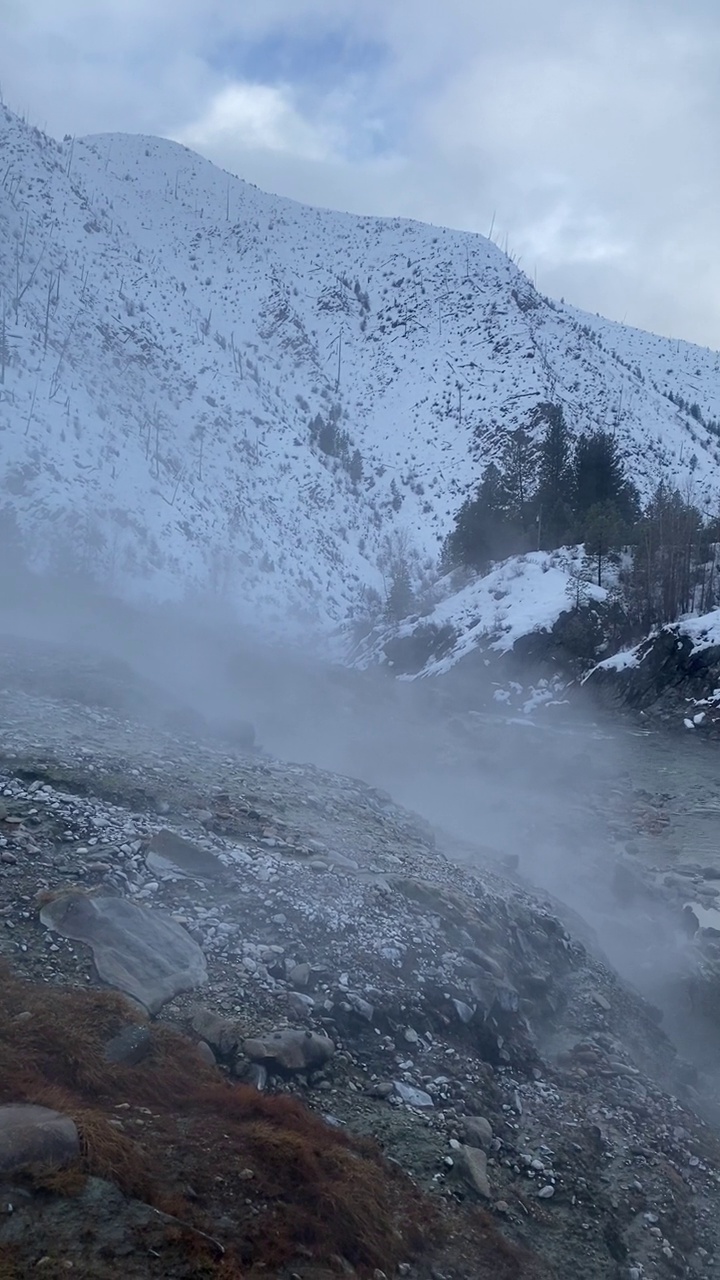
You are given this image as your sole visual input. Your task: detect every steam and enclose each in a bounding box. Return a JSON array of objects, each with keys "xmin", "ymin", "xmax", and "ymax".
[{"xmin": 2, "ymin": 566, "xmax": 720, "ymax": 1093}]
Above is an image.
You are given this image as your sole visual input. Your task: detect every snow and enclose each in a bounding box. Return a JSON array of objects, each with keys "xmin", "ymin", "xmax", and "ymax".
[
  {"xmin": 590, "ymin": 645, "xmax": 643, "ymax": 675},
  {"xmin": 677, "ymin": 610, "xmax": 720, "ymax": 654},
  {"xmin": 360, "ymin": 547, "xmax": 607, "ymax": 678},
  {"xmin": 3, "ymin": 105, "xmax": 720, "ymax": 639}
]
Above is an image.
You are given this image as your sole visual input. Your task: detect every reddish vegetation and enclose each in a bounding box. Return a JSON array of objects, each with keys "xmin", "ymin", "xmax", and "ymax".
[{"xmin": 0, "ymin": 967, "xmax": 548, "ymax": 1278}]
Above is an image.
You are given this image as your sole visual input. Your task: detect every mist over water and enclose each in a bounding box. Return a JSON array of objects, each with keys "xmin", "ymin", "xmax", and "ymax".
[{"xmin": 2, "ymin": 565, "xmax": 720, "ymax": 1099}]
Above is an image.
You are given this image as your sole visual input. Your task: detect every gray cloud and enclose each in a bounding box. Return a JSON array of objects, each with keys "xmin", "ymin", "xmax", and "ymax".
[{"xmin": 3, "ymin": 0, "xmax": 720, "ymax": 346}]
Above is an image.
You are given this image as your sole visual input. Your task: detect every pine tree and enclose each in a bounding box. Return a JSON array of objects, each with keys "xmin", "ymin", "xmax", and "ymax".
[
  {"xmin": 500, "ymin": 427, "xmax": 537, "ymax": 529},
  {"xmin": 443, "ymin": 463, "xmax": 517, "ymax": 570},
  {"xmin": 573, "ymin": 431, "xmax": 639, "ymax": 526},
  {"xmin": 385, "ymin": 559, "xmax": 415, "ymax": 621},
  {"xmin": 349, "ymin": 449, "xmax": 363, "ymax": 483},
  {"xmin": 533, "ymin": 403, "xmax": 574, "ymax": 546},
  {"xmin": 583, "ymin": 502, "xmax": 626, "ymax": 587}
]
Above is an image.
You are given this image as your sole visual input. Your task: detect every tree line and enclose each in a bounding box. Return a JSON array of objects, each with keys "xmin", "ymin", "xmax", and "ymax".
[{"xmin": 443, "ymin": 402, "xmax": 720, "ymax": 631}]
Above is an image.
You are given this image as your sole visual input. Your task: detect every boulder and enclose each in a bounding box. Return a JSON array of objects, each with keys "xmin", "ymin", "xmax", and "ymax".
[
  {"xmin": 39, "ymin": 892, "xmax": 207, "ymax": 1014},
  {"xmin": 462, "ymin": 1116, "xmax": 493, "ymax": 1150},
  {"xmin": 0, "ymin": 1104, "xmax": 79, "ymax": 1173},
  {"xmin": 243, "ymin": 1028, "xmax": 334, "ymax": 1072},
  {"xmin": 190, "ymin": 1007, "xmax": 242, "ymax": 1056},
  {"xmin": 458, "ymin": 1144, "xmax": 492, "ymax": 1199}
]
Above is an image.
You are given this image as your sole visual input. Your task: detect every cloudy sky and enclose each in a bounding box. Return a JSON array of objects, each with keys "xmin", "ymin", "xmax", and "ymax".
[{"xmin": 3, "ymin": 0, "xmax": 720, "ymax": 348}]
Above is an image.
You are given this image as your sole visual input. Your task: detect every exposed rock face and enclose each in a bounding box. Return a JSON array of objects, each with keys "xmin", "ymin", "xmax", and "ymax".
[{"xmin": 585, "ymin": 625, "xmax": 720, "ymax": 728}]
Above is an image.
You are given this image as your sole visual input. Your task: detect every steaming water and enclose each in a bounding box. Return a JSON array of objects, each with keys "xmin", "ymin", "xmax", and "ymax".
[{"xmin": 2, "ymin": 586, "xmax": 720, "ymax": 1103}]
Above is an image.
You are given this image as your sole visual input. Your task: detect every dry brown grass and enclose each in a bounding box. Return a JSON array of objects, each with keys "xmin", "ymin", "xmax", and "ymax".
[
  {"xmin": 0, "ymin": 966, "xmax": 426, "ymax": 1275},
  {"xmin": 0, "ymin": 965, "xmax": 549, "ymax": 1278}
]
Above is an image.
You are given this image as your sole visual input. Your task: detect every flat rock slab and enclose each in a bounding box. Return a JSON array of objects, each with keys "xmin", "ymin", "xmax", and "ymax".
[
  {"xmin": 39, "ymin": 893, "xmax": 207, "ymax": 1014},
  {"xmin": 0, "ymin": 1104, "xmax": 79, "ymax": 1172},
  {"xmin": 146, "ymin": 829, "xmax": 225, "ymax": 880}
]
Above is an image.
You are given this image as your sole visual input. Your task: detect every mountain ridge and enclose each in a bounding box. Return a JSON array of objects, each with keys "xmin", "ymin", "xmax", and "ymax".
[{"xmin": 2, "ymin": 105, "xmax": 720, "ymax": 638}]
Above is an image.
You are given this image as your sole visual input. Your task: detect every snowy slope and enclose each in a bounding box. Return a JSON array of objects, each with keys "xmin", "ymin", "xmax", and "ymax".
[
  {"xmin": 3, "ymin": 106, "xmax": 720, "ymax": 636},
  {"xmin": 353, "ymin": 548, "xmax": 607, "ymax": 679}
]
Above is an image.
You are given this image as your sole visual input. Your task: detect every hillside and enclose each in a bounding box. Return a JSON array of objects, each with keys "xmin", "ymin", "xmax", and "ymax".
[{"xmin": 3, "ymin": 105, "xmax": 720, "ymax": 635}]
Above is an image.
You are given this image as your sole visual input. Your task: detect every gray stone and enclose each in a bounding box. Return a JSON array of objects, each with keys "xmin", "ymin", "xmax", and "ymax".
[
  {"xmin": 451, "ymin": 999, "xmax": 475, "ymax": 1024},
  {"xmin": 104, "ymin": 1025, "xmax": 152, "ymax": 1066},
  {"xmin": 462, "ymin": 1116, "xmax": 493, "ymax": 1151},
  {"xmin": 346, "ymin": 992, "xmax": 374, "ymax": 1021},
  {"xmin": 146, "ymin": 828, "xmax": 225, "ymax": 880},
  {"xmin": 458, "ymin": 1145, "xmax": 491, "ymax": 1198},
  {"xmin": 243, "ymin": 1028, "xmax": 335, "ymax": 1072},
  {"xmin": 39, "ymin": 892, "xmax": 207, "ymax": 1014},
  {"xmin": 393, "ymin": 1082, "xmax": 434, "ymax": 1109},
  {"xmin": 190, "ymin": 1007, "xmax": 241, "ymax": 1056},
  {"xmin": 538, "ymin": 1184, "xmax": 555, "ymax": 1198},
  {"xmin": 366, "ymin": 1081, "xmax": 394, "ymax": 1099},
  {"xmin": 0, "ymin": 1104, "xmax": 79, "ymax": 1173},
  {"xmin": 287, "ymin": 991, "xmax": 315, "ymax": 1017},
  {"xmin": 195, "ymin": 1040, "xmax": 216, "ymax": 1067},
  {"xmin": 288, "ymin": 962, "xmax": 311, "ymax": 987},
  {"xmin": 233, "ymin": 1059, "xmax": 268, "ymax": 1090},
  {"xmin": 326, "ymin": 851, "xmax": 360, "ymax": 871}
]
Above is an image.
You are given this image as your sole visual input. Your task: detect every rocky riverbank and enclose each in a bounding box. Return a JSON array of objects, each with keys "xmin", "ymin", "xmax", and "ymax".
[{"xmin": 0, "ymin": 644, "xmax": 719, "ymax": 1279}]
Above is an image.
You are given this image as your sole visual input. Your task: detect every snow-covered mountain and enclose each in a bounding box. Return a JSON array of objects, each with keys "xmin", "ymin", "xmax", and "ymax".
[{"xmin": 3, "ymin": 104, "xmax": 720, "ymax": 637}]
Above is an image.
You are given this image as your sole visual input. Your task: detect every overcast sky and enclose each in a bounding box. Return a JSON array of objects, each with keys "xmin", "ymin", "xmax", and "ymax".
[{"xmin": 3, "ymin": 0, "xmax": 720, "ymax": 349}]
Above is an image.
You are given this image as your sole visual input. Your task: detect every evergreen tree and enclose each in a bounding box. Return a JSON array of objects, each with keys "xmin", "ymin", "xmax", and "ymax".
[
  {"xmin": 573, "ymin": 431, "xmax": 639, "ymax": 526},
  {"xmin": 583, "ymin": 502, "xmax": 626, "ymax": 587},
  {"xmin": 443, "ymin": 463, "xmax": 519, "ymax": 571},
  {"xmin": 628, "ymin": 485, "xmax": 703, "ymax": 626},
  {"xmin": 385, "ymin": 558, "xmax": 415, "ymax": 621},
  {"xmin": 533, "ymin": 403, "xmax": 574, "ymax": 546},
  {"xmin": 349, "ymin": 449, "xmax": 363, "ymax": 483},
  {"xmin": 500, "ymin": 427, "xmax": 537, "ymax": 529}
]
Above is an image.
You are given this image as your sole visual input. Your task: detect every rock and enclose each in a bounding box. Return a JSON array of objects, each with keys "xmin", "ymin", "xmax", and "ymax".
[
  {"xmin": 0, "ymin": 1104, "xmax": 79, "ymax": 1172},
  {"xmin": 590, "ymin": 991, "xmax": 611, "ymax": 1012},
  {"xmin": 195, "ymin": 1040, "xmax": 216, "ymax": 1067},
  {"xmin": 104, "ymin": 1025, "xmax": 152, "ymax": 1066},
  {"xmin": 462, "ymin": 1116, "xmax": 493, "ymax": 1151},
  {"xmin": 288, "ymin": 962, "xmax": 311, "ymax": 987},
  {"xmin": 537, "ymin": 1185, "xmax": 555, "ymax": 1198},
  {"xmin": 243, "ymin": 1028, "xmax": 335, "ymax": 1072},
  {"xmin": 190, "ymin": 1007, "xmax": 241, "ymax": 1055},
  {"xmin": 393, "ymin": 1082, "xmax": 434, "ymax": 1109},
  {"xmin": 233, "ymin": 1059, "xmax": 268, "ymax": 1090},
  {"xmin": 345, "ymin": 992, "xmax": 374, "ymax": 1021},
  {"xmin": 287, "ymin": 991, "xmax": 315, "ymax": 1017},
  {"xmin": 451, "ymin": 999, "xmax": 475, "ymax": 1024},
  {"xmin": 146, "ymin": 828, "xmax": 225, "ymax": 880},
  {"xmin": 366, "ymin": 1081, "xmax": 394, "ymax": 1099},
  {"xmin": 326, "ymin": 851, "xmax": 360, "ymax": 871},
  {"xmin": 458, "ymin": 1145, "xmax": 491, "ymax": 1198},
  {"xmin": 39, "ymin": 892, "xmax": 207, "ymax": 1014}
]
